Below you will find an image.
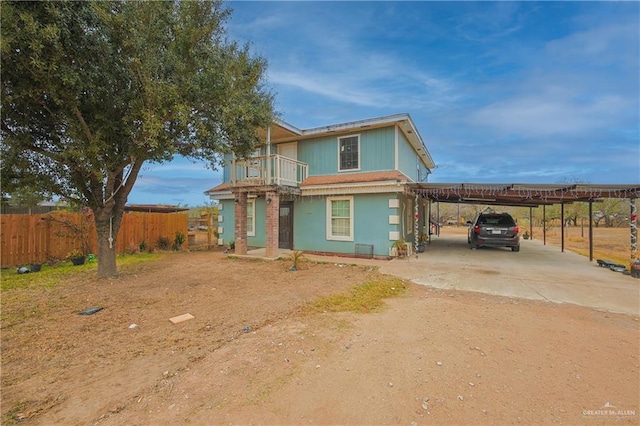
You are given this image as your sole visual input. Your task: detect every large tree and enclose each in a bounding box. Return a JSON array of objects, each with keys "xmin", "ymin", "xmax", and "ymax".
[{"xmin": 1, "ymin": 1, "xmax": 274, "ymax": 276}]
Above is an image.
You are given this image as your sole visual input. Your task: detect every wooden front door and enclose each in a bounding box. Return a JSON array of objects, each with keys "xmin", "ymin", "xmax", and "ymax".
[{"xmin": 278, "ymin": 202, "xmax": 293, "ymax": 249}]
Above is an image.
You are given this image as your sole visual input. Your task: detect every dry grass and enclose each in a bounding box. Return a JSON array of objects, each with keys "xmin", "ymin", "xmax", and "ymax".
[
  {"xmin": 530, "ymin": 226, "xmax": 636, "ymax": 266},
  {"xmin": 305, "ymin": 276, "xmax": 408, "ymax": 314}
]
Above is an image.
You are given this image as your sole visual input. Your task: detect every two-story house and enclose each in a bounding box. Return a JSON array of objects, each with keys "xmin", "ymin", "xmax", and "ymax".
[{"xmin": 205, "ymin": 113, "xmax": 436, "ymax": 258}]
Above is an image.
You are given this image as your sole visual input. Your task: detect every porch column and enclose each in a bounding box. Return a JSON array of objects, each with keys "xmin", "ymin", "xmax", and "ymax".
[
  {"xmin": 234, "ymin": 191, "xmax": 248, "ymax": 255},
  {"xmin": 265, "ymin": 191, "xmax": 279, "ymax": 258}
]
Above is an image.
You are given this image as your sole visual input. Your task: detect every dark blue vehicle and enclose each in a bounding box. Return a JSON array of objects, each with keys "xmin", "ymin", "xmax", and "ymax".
[{"xmin": 467, "ymin": 212, "xmax": 520, "ymax": 252}]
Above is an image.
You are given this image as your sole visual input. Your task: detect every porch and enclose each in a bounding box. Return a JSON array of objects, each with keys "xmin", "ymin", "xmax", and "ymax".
[
  {"xmin": 230, "ymin": 154, "xmax": 308, "ymax": 187},
  {"xmin": 230, "ymin": 154, "xmax": 307, "ymax": 258}
]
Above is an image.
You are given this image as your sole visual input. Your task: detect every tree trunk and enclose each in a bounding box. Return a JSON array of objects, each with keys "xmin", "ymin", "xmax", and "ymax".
[{"xmin": 94, "ymin": 209, "xmax": 124, "ymax": 278}]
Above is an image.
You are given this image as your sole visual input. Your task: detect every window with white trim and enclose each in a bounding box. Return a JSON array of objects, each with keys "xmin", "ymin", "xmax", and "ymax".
[
  {"xmin": 338, "ymin": 135, "xmax": 360, "ymax": 171},
  {"xmin": 247, "ymin": 199, "xmax": 256, "ymax": 237},
  {"xmin": 326, "ymin": 196, "xmax": 354, "ymax": 241}
]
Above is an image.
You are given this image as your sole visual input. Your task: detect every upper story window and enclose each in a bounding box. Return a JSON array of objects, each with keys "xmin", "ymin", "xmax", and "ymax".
[{"xmin": 338, "ymin": 135, "xmax": 360, "ymax": 171}]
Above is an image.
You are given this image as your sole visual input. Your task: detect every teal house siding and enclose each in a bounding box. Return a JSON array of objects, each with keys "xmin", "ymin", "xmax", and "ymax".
[
  {"xmin": 297, "ymin": 135, "xmax": 337, "ymax": 176},
  {"xmin": 360, "ymin": 128, "xmax": 395, "ymax": 172},
  {"xmin": 222, "ymin": 153, "xmax": 232, "ymax": 182},
  {"xmin": 297, "ymin": 128, "xmax": 396, "ymax": 177},
  {"xmin": 292, "ymin": 196, "xmax": 324, "ymax": 250},
  {"xmin": 353, "ymin": 193, "xmax": 397, "ymax": 256},
  {"xmin": 218, "ymin": 199, "xmax": 234, "ymax": 245},
  {"xmin": 294, "ymin": 193, "xmax": 398, "ymax": 257},
  {"xmin": 397, "ymin": 131, "xmax": 419, "ymax": 181}
]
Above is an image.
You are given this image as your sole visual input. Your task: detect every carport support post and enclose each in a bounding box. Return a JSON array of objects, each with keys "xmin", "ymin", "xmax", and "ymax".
[
  {"xmin": 561, "ymin": 202, "xmax": 565, "ymax": 253},
  {"xmin": 630, "ymin": 198, "xmax": 637, "ymax": 264},
  {"xmin": 529, "ymin": 207, "xmax": 533, "ymax": 240},
  {"xmin": 543, "ymin": 205, "xmax": 547, "ymax": 245},
  {"xmin": 427, "ymin": 200, "xmax": 432, "ymax": 244},
  {"xmin": 588, "ymin": 200, "xmax": 593, "ymax": 261},
  {"xmin": 414, "ymin": 192, "xmax": 419, "ymax": 258}
]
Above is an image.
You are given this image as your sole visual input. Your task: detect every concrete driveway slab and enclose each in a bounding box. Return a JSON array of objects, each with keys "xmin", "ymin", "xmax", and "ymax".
[{"xmin": 378, "ymin": 234, "xmax": 639, "ymax": 316}]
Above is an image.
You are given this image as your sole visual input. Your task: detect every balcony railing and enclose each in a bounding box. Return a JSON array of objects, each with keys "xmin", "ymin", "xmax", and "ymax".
[{"xmin": 230, "ymin": 154, "xmax": 309, "ymax": 187}]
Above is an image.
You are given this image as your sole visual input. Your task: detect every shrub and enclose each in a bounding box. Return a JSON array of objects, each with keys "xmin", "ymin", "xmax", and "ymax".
[
  {"xmin": 288, "ymin": 250, "xmax": 305, "ymax": 270},
  {"xmin": 173, "ymin": 231, "xmax": 185, "ymax": 251},
  {"xmin": 156, "ymin": 236, "xmax": 171, "ymax": 250}
]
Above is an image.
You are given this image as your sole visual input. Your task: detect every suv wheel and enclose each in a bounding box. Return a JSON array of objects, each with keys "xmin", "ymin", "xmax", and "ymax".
[{"xmin": 511, "ymin": 245, "xmax": 520, "ymax": 252}]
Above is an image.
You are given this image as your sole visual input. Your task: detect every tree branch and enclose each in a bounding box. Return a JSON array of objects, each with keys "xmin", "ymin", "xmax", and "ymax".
[{"xmin": 72, "ymin": 104, "xmax": 94, "ymax": 144}]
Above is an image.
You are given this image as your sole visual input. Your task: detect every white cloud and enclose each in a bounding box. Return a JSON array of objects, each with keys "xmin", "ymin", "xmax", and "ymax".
[{"xmin": 468, "ymin": 93, "xmax": 632, "ymax": 136}]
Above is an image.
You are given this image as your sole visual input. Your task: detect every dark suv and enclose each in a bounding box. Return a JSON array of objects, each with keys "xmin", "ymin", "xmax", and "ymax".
[{"xmin": 467, "ymin": 212, "xmax": 520, "ymax": 252}]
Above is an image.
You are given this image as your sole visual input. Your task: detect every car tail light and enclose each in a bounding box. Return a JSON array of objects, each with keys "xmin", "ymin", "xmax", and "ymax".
[
  {"xmin": 473, "ymin": 225, "xmax": 480, "ymax": 234},
  {"xmin": 514, "ymin": 225, "xmax": 519, "ymax": 235}
]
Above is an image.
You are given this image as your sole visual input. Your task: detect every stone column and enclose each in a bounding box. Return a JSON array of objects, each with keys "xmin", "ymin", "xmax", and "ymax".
[
  {"xmin": 234, "ymin": 191, "xmax": 248, "ymax": 255},
  {"xmin": 265, "ymin": 191, "xmax": 280, "ymax": 258}
]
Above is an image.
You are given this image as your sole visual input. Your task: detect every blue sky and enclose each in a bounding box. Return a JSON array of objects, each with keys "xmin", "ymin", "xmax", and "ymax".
[{"xmin": 127, "ymin": 1, "xmax": 639, "ymax": 207}]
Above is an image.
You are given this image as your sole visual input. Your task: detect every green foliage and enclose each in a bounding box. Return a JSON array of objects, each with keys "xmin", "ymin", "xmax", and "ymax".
[
  {"xmin": 1, "ymin": 1, "xmax": 274, "ymax": 277},
  {"xmin": 306, "ymin": 276, "xmax": 407, "ymax": 314},
  {"xmin": 392, "ymin": 238, "xmax": 406, "ymax": 248},
  {"xmin": 139, "ymin": 240, "xmax": 147, "ymax": 252},
  {"xmin": 287, "ymin": 250, "xmax": 305, "ymax": 269},
  {"xmin": 1, "ymin": 253, "xmax": 161, "ymax": 291},
  {"xmin": 173, "ymin": 231, "xmax": 185, "ymax": 251},
  {"xmin": 65, "ymin": 249, "xmax": 84, "ymax": 260}
]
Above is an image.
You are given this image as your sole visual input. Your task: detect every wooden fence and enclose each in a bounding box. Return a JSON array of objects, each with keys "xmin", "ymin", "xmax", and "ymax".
[{"xmin": 0, "ymin": 211, "xmax": 188, "ymax": 267}]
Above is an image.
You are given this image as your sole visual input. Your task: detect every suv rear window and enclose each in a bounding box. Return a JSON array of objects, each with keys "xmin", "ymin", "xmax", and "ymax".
[{"xmin": 478, "ymin": 214, "xmax": 515, "ymax": 226}]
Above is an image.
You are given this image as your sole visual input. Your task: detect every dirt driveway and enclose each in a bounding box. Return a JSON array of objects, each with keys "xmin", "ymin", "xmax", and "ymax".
[{"xmin": 1, "ymin": 248, "xmax": 638, "ymax": 425}]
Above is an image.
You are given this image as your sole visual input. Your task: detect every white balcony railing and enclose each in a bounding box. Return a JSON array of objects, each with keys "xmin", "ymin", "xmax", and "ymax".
[{"xmin": 230, "ymin": 154, "xmax": 309, "ymax": 187}]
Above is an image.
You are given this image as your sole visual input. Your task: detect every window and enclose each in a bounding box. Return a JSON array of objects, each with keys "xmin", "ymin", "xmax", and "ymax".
[
  {"xmin": 326, "ymin": 196, "xmax": 354, "ymax": 241},
  {"xmin": 247, "ymin": 199, "xmax": 255, "ymax": 237},
  {"xmin": 338, "ymin": 135, "xmax": 360, "ymax": 171}
]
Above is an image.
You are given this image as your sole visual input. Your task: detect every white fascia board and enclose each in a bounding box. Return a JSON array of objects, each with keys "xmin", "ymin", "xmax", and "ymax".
[
  {"xmin": 207, "ymin": 191, "xmax": 234, "ymax": 200},
  {"xmin": 272, "ymin": 118, "xmax": 302, "ymax": 135},
  {"xmin": 301, "ymin": 181, "xmax": 407, "ymax": 196},
  {"xmin": 397, "ymin": 117, "xmax": 436, "ymax": 170}
]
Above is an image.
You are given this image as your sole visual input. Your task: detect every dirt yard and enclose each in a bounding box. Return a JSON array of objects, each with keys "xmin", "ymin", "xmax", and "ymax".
[{"xmin": 1, "ymin": 250, "xmax": 638, "ymax": 425}]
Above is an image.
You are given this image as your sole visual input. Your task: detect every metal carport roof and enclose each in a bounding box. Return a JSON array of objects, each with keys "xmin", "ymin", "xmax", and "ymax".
[
  {"xmin": 408, "ymin": 183, "xmax": 640, "ymax": 207},
  {"xmin": 407, "ymin": 183, "xmax": 639, "ymax": 263}
]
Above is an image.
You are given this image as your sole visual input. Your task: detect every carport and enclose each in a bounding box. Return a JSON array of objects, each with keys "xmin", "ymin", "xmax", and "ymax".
[{"xmin": 407, "ymin": 183, "xmax": 640, "ymax": 264}]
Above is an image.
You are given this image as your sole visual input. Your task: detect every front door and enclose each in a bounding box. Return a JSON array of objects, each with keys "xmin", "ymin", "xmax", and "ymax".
[{"xmin": 279, "ymin": 202, "xmax": 293, "ymax": 249}]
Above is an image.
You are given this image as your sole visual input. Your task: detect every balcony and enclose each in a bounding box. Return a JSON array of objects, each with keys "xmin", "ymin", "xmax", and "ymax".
[{"xmin": 230, "ymin": 154, "xmax": 309, "ymax": 188}]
